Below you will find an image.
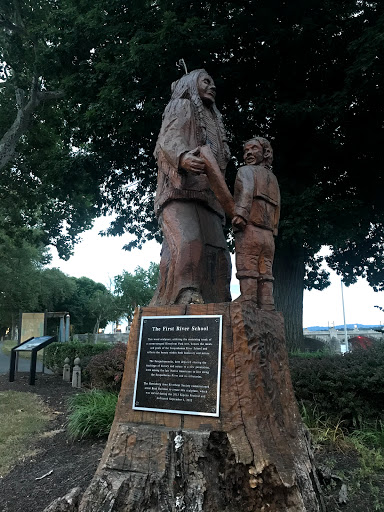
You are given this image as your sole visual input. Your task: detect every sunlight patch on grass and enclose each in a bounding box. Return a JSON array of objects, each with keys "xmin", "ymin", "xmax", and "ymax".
[{"xmin": 0, "ymin": 391, "xmax": 53, "ymax": 477}]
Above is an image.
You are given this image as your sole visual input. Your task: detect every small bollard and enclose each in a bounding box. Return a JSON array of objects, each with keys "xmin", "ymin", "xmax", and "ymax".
[
  {"xmin": 63, "ymin": 357, "xmax": 71, "ymax": 382},
  {"xmin": 72, "ymin": 356, "xmax": 81, "ymax": 389}
]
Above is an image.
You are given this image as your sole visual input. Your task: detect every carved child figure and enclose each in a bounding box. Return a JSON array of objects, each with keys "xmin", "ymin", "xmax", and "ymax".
[{"xmin": 232, "ymin": 137, "xmax": 280, "ymax": 309}]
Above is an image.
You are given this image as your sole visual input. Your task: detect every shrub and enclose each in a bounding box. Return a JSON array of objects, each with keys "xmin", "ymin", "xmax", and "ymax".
[
  {"xmin": 289, "ymin": 349, "xmax": 332, "ymax": 359},
  {"xmin": 67, "ymin": 389, "xmax": 118, "ymax": 439},
  {"xmin": 86, "ymin": 343, "xmax": 126, "ymax": 391},
  {"xmin": 290, "ymin": 346, "xmax": 384, "ymax": 428},
  {"xmin": 45, "ymin": 341, "xmax": 112, "ymax": 373}
]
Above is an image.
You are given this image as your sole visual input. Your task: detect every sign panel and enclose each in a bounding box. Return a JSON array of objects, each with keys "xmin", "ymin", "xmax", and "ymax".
[
  {"xmin": 15, "ymin": 336, "xmax": 53, "ymax": 351},
  {"xmin": 133, "ymin": 315, "xmax": 222, "ymax": 417},
  {"xmin": 21, "ymin": 313, "xmax": 45, "ymax": 343}
]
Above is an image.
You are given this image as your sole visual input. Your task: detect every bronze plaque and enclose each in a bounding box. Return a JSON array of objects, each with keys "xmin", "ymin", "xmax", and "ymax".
[{"xmin": 133, "ymin": 315, "xmax": 222, "ymax": 416}]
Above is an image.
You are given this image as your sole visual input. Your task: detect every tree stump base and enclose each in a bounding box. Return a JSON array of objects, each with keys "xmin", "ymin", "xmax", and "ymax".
[{"xmin": 78, "ymin": 302, "xmax": 324, "ymax": 511}]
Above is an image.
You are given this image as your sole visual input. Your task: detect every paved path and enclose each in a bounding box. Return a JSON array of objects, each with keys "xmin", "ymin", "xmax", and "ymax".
[{"xmin": 0, "ymin": 341, "xmax": 48, "ymax": 376}]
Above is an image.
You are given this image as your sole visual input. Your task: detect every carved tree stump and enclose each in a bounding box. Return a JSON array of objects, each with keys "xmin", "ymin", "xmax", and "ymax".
[{"xmin": 76, "ymin": 302, "xmax": 324, "ymax": 512}]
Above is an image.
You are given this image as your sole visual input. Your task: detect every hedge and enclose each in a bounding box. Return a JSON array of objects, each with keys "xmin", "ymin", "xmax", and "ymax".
[
  {"xmin": 289, "ymin": 346, "xmax": 384, "ymax": 427},
  {"xmin": 45, "ymin": 341, "xmax": 113, "ymax": 373}
]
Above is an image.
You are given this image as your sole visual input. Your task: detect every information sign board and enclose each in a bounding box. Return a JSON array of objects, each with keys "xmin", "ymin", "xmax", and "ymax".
[
  {"xmin": 20, "ymin": 313, "xmax": 45, "ymax": 343},
  {"xmin": 9, "ymin": 335, "xmax": 56, "ymax": 385},
  {"xmin": 15, "ymin": 336, "xmax": 52, "ymax": 351},
  {"xmin": 133, "ymin": 315, "xmax": 222, "ymax": 416}
]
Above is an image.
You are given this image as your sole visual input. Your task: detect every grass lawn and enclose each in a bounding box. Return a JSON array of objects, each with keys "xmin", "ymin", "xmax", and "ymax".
[
  {"xmin": 1, "ymin": 339, "xmax": 44, "ymax": 360},
  {"xmin": 1, "ymin": 340, "xmax": 19, "ymax": 356},
  {"xmin": 0, "ymin": 391, "xmax": 52, "ymax": 477}
]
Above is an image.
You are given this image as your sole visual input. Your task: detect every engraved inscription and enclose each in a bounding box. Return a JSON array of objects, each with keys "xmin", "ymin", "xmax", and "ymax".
[{"xmin": 133, "ymin": 316, "xmax": 222, "ymax": 416}]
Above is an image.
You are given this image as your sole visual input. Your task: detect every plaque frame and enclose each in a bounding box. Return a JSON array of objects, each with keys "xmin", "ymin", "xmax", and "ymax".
[{"xmin": 133, "ymin": 315, "xmax": 223, "ymax": 417}]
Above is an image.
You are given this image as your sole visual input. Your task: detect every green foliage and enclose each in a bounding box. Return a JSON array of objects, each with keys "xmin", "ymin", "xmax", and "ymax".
[
  {"xmin": 300, "ymin": 404, "xmax": 384, "ymax": 509},
  {"xmin": 2, "ymin": 0, "xmax": 384, "ymax": 345},
  {"xmin": 37, "ymin": 268, "xmax": 77, "ymax": 312},
  {"xmin": 300, "ymin": 402, "xmax": 347, "ymax": 447},
  {"xmin": 290, "ymin": 347, "xmax": 384, "ymax": 427},
  {"xmin": 86, "ymin": 343, "xmax": 126, "ymax": 391},
  {"xmin": 2, "ymin": 0, "xmax": 383, "ymax": 275},
  {"xmin": 349, "ymin": 438, "xmax": 384, "ymax": 480},
  {"xmin": 0, "ymin": 0, "xmax": 105, "ymax": 258},
  {"xmin": 67, "ymin": 389, "xmax": 118, "ymax": 439},
  {"xmin": 58, "ymin": 276, "xmax": 118, "ymax": 333},
  {"xmin": 0, "ymin": 231, "xmax": 47, "ymax": 334},
  {"xmin": 44, "ymin": 341, "xmax": 112, "ymax": 373},
  {"xmin": 0, "ymin": 262, "xmax": 118, "ymax": 335},
  {"xmin": 289, "ymin": 349, "xmax": 331, "ymax": 359},
  {"xmin": 87, "ymin": 288, "xmax": 119, "ymax": 334},
  {"xmin": 114, "ymin": 263, "xmax": 159, "ymax": 322},
  {"xmin": 350, "ymin": 421, "xmax": 384, "ymax": 452}
]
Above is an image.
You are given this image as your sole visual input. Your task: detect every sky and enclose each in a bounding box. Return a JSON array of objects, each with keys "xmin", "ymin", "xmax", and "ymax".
[{"xmin": 48, "ymin": 216, "xmax": 384, "ymax": 329}]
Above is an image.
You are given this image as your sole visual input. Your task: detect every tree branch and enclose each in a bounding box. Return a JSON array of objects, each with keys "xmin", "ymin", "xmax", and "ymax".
[
  {"xmin": 0, "ymin": 0, "xmax": 26, "ymax": 35},
  {"xmin": 0, "ymin": 75, "xmax": 65, "ymax": 171},
  {"xmin": 0, "ymin": 16, "xmax": 24, "ymax": 34},
  {"xmin": 37, "ymin": 90, "xmax": 65, "ymax": 101},
  {"xmin": 15, "ymin": 87, "xmax": 26, "ymax": 110},
  {"xmin": 12, "ymin": 0, "xmax": 26, "ymax": 31}
]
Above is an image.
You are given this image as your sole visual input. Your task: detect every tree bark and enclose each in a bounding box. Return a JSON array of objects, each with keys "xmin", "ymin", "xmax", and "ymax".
[
  {"xmin": 54, "ymin": 302, "xmax": 325, "ymax": 512},
  {"xmin": 0, "ymin": 79, "xmax": 64, "ymax": 171},
  {"xmin": 273, "ymin": 243, "xmax": 306, "ymax": 351},
  {"xmin": 0, "ymin": 5, "xmax": 64, "ymax": 171},
  {"xmin": 93, "ymin": 318, "xmax": 100, "ymax": 335}
]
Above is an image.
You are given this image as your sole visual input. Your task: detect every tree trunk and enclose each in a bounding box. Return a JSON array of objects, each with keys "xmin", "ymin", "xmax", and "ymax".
[
  {"xmin": 50, "ymin": 302, "xmax": 325, "ymax": 512},
  {"xmin": 0, "ymin": 80, "xmax": 64, "ymax": 171},
  {"xmin": 10, "ymin": 312, "xmax": 18, "ymax": 341},
  {"xmin": 93, "ymin": 317, "xmax": 100, "ymax": 335},
  {"xmin": 273, "ymin": 243, "xmax": 305, "ymax": 351}
]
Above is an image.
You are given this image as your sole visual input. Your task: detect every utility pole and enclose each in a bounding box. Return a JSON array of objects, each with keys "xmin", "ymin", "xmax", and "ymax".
[{"xmin": 341, "ymin": 280, "xmax": 349, "ymax": 352}]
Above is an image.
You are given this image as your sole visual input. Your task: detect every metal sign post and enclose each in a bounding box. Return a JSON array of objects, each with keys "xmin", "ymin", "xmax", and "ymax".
[{"xmin": 9, "ymin": 336, "xmax": 57, "ymax": 385}]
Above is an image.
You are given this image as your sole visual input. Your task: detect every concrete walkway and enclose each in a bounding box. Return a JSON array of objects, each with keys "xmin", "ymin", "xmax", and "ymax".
[{"xmin": 0, "ymin": 341, "xmax": 48, "ymax": 376}]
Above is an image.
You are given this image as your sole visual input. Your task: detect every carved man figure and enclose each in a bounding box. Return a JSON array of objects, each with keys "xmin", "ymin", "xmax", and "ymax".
[
  {"xmin": 232, "ymin": 137, "xmax": 280, "ymax": 309},
  {"xmin": 150, "ymin": 69, "xmax": 232, "ymax": 306}
]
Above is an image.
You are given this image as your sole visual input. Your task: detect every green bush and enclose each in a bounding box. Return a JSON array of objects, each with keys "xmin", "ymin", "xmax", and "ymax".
[
  {"xmin": 86, "ymin": 343, "xmax": 126, "ymax": 391},
  {"xmin": 45, "ymin": 341, "xmax": 112, "ymax": 373},
  {"xmin": 289, "ymin": 349, "xmax": 332, "ymax": 359},
  {"xmin": 67, "ymin": 389, "xmax": 118, "ymax": 439},
  {"xmin": 290, "ymin": 346, "xmax": 384, "ymax": 428}
]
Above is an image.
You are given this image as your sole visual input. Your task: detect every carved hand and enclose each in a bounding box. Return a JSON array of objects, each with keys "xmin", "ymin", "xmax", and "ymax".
[
  {"xmin": 180, "ymin": 148, "xmax": 206, "ymax": 174},
  {"xmin": 232, "ymin": 215, "xmax": 247, "ymax": 231}
]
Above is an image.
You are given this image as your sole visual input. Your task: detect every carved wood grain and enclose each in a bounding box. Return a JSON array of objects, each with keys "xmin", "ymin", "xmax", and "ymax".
[{"xmin": 79, "ymin": 303, "xmax": 325, "ymax": 512}]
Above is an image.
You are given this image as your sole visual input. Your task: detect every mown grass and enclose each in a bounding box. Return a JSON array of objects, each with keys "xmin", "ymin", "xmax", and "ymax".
[
  {"xmin": 1, "ymin": 339, "xmax": 19, "ymax": 356},
  {"xmin": 67, "ymin": 389, "xmax": 118, "ymax": 440},
  {"xmin": 1, "ymin": 339, "xmax": 44, "ymax": 360},
  {"xmin": 0, "ymin": 391, "xmax": 52, "ymax": 477}
]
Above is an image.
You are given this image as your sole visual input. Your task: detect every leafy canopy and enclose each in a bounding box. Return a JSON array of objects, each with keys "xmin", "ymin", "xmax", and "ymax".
[
  {"xmin": 114, "ymin": 263, "xmax": 159, "ymax": 322},
  {"xmin": 1, "ymin": 0, "xmax": 383, "ymax": 290}
]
